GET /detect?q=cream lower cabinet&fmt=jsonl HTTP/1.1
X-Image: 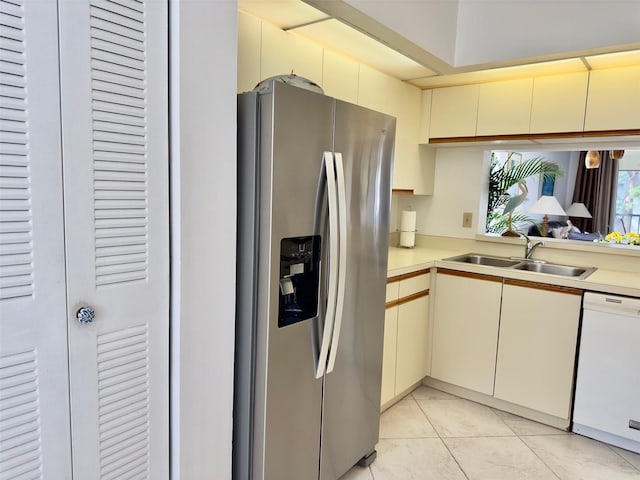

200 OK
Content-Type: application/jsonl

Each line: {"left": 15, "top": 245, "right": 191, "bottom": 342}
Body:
{"left": 381, "top": 305, "right": 399, "bottom": 406}
{"left": 382, "top": 269, "right": 430, "bottom": 406}
{"left": 431, "top": 270, "right": 583, "bottom": 423}
{"left": 431, "top": 269, "right": 503, "bottom": 395}
{"left": 494, "top": 280, "right": 582, "bottom": 419}
{"left": 396, "top": 294, "right": 431, "bottom": 392}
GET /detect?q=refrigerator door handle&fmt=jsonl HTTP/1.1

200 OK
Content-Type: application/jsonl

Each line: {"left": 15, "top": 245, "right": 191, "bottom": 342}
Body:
{"left": 326, "top": 152, "right": 348, "bottom": 374}
{"left": 315, "top": 151, "right": 339, "bottom": 379}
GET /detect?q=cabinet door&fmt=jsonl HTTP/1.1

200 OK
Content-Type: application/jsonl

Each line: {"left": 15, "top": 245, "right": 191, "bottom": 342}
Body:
{"left": 494, "top": 282, "right": 581, "bottom": 419}
{"left": 419, "top": 89, "right": 432, "bottom": 144}
{"left": 584, "top": 66, "right": 640, "bottom": 131}
{"left": 477, "top": 78, "right": 533, "bottom": 135}
{"left": 530, "top": 72, "right": 589, "bottom": 133}
{"left": 0, "top": 1, "right": 72, "bottom": 477}
{"left": 358, "top": 66, "right": 428, "bottom": 193}
{"left": 395, "top": 294, "right": 430, "bottom": 394}
{"left": 322, "top": 50, "right": 359, "bottom": 104}
{"left": 261, "top": 21, "right": 323, "bottom": 83}
{"left": 58, "top": 1, "right": 169, "bottom": 478}
{"left": 431, "top": 271, "right": 502, "bottom": 395}
{"left": 429, "top": 84, "right": 479, "bottom": 138}
{"left": 238, "top": 11, "right": 262, "bottom": 93}
{"left": 381, "top": 306, "right": 398, "bottom": 406}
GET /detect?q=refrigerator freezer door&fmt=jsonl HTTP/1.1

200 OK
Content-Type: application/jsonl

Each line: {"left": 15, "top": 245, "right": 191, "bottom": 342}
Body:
{"left": 320, "top": 101, "right": 396, "bottom": 480}
{"left": 254, "top": 83, "right": 334, "bottom": 480}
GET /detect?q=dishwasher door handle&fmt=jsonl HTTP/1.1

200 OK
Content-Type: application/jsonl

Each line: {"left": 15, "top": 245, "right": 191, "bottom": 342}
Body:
{"left": 630, "top": 420, "right": 640, "bottom": 431}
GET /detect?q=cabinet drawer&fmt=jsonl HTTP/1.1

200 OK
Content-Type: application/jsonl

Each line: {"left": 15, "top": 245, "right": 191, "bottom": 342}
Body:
{"left": 386, "top": 281, "right": 400, "bottom": 304}
{"left": 399, "top": 272, "right": 430, "bottom": 298}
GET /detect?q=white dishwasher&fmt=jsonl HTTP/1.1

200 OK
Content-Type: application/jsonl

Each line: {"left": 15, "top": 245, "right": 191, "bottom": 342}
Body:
{"left": 572, "top": 292, "right": 640, "bottom": 454}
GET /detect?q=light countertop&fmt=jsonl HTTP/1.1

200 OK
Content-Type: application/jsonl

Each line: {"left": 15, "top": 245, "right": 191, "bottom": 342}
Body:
{"left": 388, "top": 246, "right": 640, "bottom": 298}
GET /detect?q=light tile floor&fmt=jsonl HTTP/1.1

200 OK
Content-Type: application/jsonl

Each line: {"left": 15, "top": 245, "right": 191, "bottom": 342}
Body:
{"left": 339, "top": 386, "right": 640, "bottom": 480}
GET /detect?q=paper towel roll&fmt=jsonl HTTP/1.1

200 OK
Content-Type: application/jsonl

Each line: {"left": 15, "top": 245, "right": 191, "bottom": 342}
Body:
{"left": 399, "top": 210, "right": 416, "bottom": 248}
{"left": 399, "top": 231, "right": 415, "bottom": 248}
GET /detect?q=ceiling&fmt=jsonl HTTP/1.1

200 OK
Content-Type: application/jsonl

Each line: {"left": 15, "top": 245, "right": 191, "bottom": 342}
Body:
{"left": 238, "top": 0, "right": 640, "bottom": 88}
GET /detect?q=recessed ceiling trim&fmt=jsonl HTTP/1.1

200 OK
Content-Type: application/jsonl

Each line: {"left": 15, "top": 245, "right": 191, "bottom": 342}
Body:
{"left": 283, "top": 16, "right": 332, "bottom": 31}
{"left": 302, "top": 0, "right": 457, "bottom": 75}
{"left": 448, "top": 43, "right": 640, "bottom": 75}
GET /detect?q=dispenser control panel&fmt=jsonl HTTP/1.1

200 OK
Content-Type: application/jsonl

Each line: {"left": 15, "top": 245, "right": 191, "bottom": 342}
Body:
{"left": 278, "top": 236, "right": 321, "bottom": 328}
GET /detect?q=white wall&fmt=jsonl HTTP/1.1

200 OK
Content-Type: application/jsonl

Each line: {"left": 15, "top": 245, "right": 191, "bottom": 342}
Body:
{"left": 170, "top": 1, "right": 237, "bottom": 479}
{"left": 397, "top": 146, "right": 488, "bottom": 238}
{"left": 455, "top": 0, "right": 640, "bottom": 66}
{"left": 344, "top": 0, "right": 459, "bottom": 65}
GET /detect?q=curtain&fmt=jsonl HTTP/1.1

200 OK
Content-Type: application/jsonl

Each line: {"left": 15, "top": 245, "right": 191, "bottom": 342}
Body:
{"left": 572, "top": 151, "right": 618, "bottom": 234}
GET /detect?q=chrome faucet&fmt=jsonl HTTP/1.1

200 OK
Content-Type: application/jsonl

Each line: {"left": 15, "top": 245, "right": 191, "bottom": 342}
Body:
{"left": 519, "top": 233, "right": 544, "bottom": 259}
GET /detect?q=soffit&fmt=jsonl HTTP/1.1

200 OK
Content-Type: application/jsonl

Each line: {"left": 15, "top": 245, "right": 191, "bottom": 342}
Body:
{"left": 238, "top": 0, "right": 640, "bottom": 88}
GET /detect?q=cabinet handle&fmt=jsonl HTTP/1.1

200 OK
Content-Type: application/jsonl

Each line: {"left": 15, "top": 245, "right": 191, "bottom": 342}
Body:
{"left": 630, "top": 419, "right": 640, "bottom": 431}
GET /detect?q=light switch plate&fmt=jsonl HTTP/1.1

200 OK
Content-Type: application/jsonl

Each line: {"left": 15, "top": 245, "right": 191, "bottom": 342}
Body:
{"left": 462, "top": 212, "right": 473, "bottom": 228}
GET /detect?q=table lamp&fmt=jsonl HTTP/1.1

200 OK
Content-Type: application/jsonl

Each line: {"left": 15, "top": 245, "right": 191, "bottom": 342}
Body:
{"left": 529, "top": 195, "right": 567, "bottom": 236}
{"left": 565, "top": 202, "right": 592, "bottom": 219}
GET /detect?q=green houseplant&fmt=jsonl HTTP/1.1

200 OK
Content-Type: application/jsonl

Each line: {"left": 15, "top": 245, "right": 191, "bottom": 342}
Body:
{"left": 486, "top": 152, "right": 562, "bottom": 235}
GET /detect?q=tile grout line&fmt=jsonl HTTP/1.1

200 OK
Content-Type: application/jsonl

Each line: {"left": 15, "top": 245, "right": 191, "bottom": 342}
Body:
{"left": 606, "top": 444, "right": 640, "bottom": 472}
{"left": 415, "top": 389, "right": 566, "bottom": 480}
{"left": 407, "top": 387, "right": 640, "bottom": 479}
{"left": 492, "top": 405, "right": 563, "bottom": 479}
{"left": 514, "top": 434, "right": 563, "bottom": 479}
{"left": 492, "top": 406, "right": 561, "bottom": 479}
{"left": 411, "top": 393, "right": 472, "bottom": 480}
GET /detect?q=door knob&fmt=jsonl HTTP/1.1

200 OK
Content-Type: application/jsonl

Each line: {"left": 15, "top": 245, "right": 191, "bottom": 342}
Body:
{"left": 76, "top": 306, "right": 95, "bottom": 325}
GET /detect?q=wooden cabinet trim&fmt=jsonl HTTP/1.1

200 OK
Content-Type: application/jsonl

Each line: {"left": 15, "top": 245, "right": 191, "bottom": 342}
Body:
{"left": 504, "top": 278, "right": 583, "bottom": 296}
{"left": 392, "top": 189, "right": 414, "bottom": 195}
{"left": 437, "top": 268, "right": 502, "bottom": 283}
{"left": 388, "top": 268, "right": 431, "bottom": 283}
{"left": 386, "top": 289, "right": 429, "bottom": 308}
{"left": 428, "top": 129, "right": 640, "bottom": 144}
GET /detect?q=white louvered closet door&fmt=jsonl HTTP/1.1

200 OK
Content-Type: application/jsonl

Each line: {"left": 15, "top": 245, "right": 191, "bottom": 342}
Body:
{"left": 58, "top": 1, "right": 169, "bottom": 479}
{"left": 0, "top": 1, "right": 73, "bottom": 479}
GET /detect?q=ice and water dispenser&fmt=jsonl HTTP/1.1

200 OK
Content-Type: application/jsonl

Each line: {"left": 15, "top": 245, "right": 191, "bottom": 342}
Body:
{"left": 278, "top": 236, "right": 321, "bottom": 328}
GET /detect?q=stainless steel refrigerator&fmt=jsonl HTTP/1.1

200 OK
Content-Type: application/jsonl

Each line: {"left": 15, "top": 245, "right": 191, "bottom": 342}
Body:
{"left": 234, "top": 80, "right": 396, "bottom": 480}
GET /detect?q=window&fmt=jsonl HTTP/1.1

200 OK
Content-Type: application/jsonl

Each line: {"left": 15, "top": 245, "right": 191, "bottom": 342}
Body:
{"left": 614, "top": 152, "right": 640, "bottom": 234}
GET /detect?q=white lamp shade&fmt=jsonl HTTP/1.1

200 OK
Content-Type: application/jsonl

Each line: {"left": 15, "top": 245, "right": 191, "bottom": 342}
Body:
{"left": 529, "top": 195, "right": 567, "bottom": 216}
{"left": 565, "top": 202, "right": 592, "bottom": 218}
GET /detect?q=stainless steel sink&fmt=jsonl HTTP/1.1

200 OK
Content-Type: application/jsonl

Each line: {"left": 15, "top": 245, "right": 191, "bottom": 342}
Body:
{"left": 443, "top": 253, "right": 521, "bottom": 268}
{"left": 443, "top": 253, "right": 597, "bottom": 279}
{"left": 513, "top": 262, "right": 596, "bottom": 279}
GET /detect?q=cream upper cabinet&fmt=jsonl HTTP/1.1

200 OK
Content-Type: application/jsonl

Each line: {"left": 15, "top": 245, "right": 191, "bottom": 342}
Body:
{"left": 261, "top": 22, "right": 323, "bottom": 84}
{"left": 431, "top": 270, "right": 502, "bottom": 395}
{"left": 392, "top": 80, "right": 431, "bottom": 195}
{"left": 321, "top": 50, "right": 359, "bottom": 104}
{"left": 530, "top": 72, "right": 589, "bottom": 133}
{"left": 237, "top": 11, "right": 261, "bottom": 93}
{"left": 419, "top": 89, "right": 432, "bottom": 144}
{"left": 358, "top": 66, "right": 429, "bottom": 194}
{"left": 584, "top": 66, "right": 640, "bottom": 131}
{"left": 237, "top": 21, "right": 431, "bottom": 194}
{"left": 477, "top": 78, "right": 533, "bottom": 135}
{"left": 494, "top": 281, "right": 582, "bottom": 419}
{"left": 430, "top": 84, "right": 479, "bottom": 138}
{"left": 357, "top": 64, "right": 398, "bottom": 115}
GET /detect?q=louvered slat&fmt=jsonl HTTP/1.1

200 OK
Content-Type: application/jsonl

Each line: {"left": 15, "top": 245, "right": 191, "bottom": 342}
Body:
{"left": 97, "top": 324, "right": 149, "bottom": 479}
{"left": 0, "top": 349, "right": 43, "bottom": 479}
{"left": 0, "top": 0, "right": 33, "bottom": 303}
{"left": 90, "top": 0, "right": 148, "bottom": 289}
